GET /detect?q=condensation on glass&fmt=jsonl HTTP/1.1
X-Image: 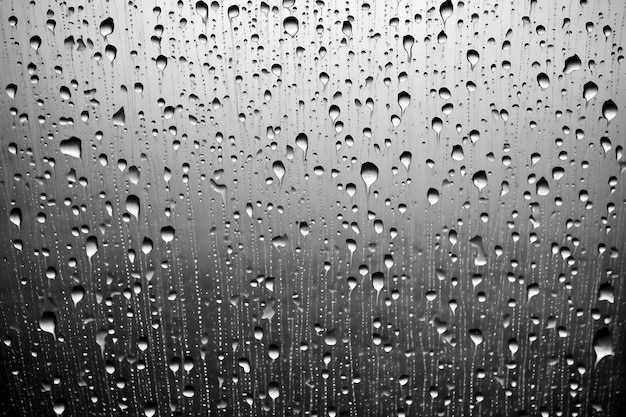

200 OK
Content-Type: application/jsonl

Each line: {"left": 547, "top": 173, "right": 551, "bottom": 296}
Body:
{"left": 0, "top": 0, "right": 625, "bottom": 416}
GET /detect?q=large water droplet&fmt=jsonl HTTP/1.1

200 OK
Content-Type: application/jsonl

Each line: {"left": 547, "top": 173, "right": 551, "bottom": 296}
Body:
{"left": 593, "top": 327, "right": 614, "bottom": 366}
{"left": 583, "top": 81, "right": 598, "bottom": 102}
{"left": 563, "top": 54, "right": 582, "bottom": 74}
{"left": 283, "top": 16, "right": 299, "bottom": 37}
{"left": 161, "top": 226, "right": 175, "bottom": 243}
{"left": 399, "top": 151, "right": 411, "bottom": 171}
{"left": 39, "top": 311, "right": 57, "bottom": 339}
{"left": 360, "top": 162, "right": 378, "bottom": 194}
{"left": 126, "top": 195, "right": 140, "bottom": 219}
{"left": 60, "top": 137, "right": 82, "bottom": 159}
{"left": 100, "top": 17, "right": 114, "bottom": 38}
{"left": 537, "top": 72, "right": 550, "bottom": 89}
{"left": 372, "top": 271, "right": 384, "bottom": 303}
{"left": 112, "top": 107, "right": 126, "bottom": 126}
{"left": 427, "top": 188, "right": 440, "bottom": 206}
{"left": 602, "top": 99, "right": 618, "bottom": 123}
{"left": 9, "top": 208, "right": 21, "bottom": 229}
{"left": 86, "top": 236, "right": 98, "bottom": 262}
{"left": 472, "top": 170, "right": 488, "bottom": 192}
{"left": 536, "top": 177, "right": 550, "bottom": 196}
{"left": 272, "top": 161, "right": 286, "bottom": 185}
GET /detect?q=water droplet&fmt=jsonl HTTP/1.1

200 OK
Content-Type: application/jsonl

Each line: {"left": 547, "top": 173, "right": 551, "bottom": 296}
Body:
{"left": 272, "top": 161, "right": 286, "bottom": 185}
{"left": 583, "top": 81, "right": 598, "bottom": 102}
{"left": 53, "top": 399, "right": 67, "bottom": 415}
{"left": 563, "top": 54, "right": 582, "bottom": 74}
{"left": 527, "top": 283, "right": 540, "bottom": 303}
{"left": 30, "top": 35, "right": 42, "bottom": 51}
{"left": 402, "top": 35, "right": 414, "bottom": 61}
{"left": 156, "top": 55, "right": 168, "bottom": 71}
{"left": 598, "top": 282, "right": 614, "bottom": 303}
{"left": 468, "top": 328, "right": 483, "bottom": 357}
{"left": 472, "top": 170, "right": 488, "bottom": 192}
{"left": 113, "top": 107, "right": 125, "bottom": 126}
{"left": 283, "top": 16, "right": 299, "bottom": 37}
{"left": 227, "top": 5, "right": 239, "bottom": 20}
{"left": 161, "top": 226, "right": 175, "bottom": 243}
{"left": 469, "top": 236, "right": 487, "bottom": 266}
{"left": 399, "top": 151, "right": 411, "bottom": 171}
{"left": 398, "top": 91, "right": 410, "bottom": 114}
{"left": 467, "top": 49, "right": 479, "bottom": 68}
{"left": 602, "top": 99, "right": 618, "bottom": 123}
{"left": 360, "top": 162, "right": 378, "bottom": 194}
{"left": 196, "top": 1, "right": 209, "bottom": 23}
{"left": 71, "top": 285, "right": 85, "bottom": 305}
{"left": 9, "top": 208, "right": 21, "bottom": 229}
{"left": 126, "top": 195, "right": 140, "bottom": 219}
{"left": 372, "top": 271, "right": 384, "bottom": 303}
{"left": 268, "top": 382, "right": 280, "bottom": 400}
{"left": 593, "top": 327, "right": 614, "bottom": 366}
{"left": 536, "top": 177, "right": 550, "bottom": 196}
{"left": 427, "top": 188, "right": 440, "bottom": 206}
{"left": 271, "top": 235, "right": 288, "bottom": 249}
{"left": 451, "top": 145, "right": 464, "bottom": 161}
{"left": 100, "top": 17, "right": 114, "bottom": 38}
{"left": 141, "top": 237, "right": 153, "bottom": 254}
{"left": 5, "top": 83, "right": 17, "bottom": 99}
{"left": 39, "top": 311, "right": 57, "bottom": 339}
{"left": 537, "top": 72, "right": 550, "bottom": 89}
{"left": 60, "top": 137, "right": 82, "bottom": 159}
{"left": 439, "top": 0, "right": 453, "bottom": 25}
{"left": 431, "top": 117, "right": 443, "bottom": 139}
{"left": 86, "top": 236, "right": 98, "bottom": 262}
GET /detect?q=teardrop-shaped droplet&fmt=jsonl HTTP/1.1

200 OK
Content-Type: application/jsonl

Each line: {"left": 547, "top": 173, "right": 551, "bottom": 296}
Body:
{"left": 272, "top": 161, "right": 286, "bottom": 185}
{"left": 196, "top": 1, "right": 209, "bottom": 23}
{"left": 295, "top": 133, "right": 308, "bottom": 159}
{"left": 86, "top": 236, "right": 98, "bottom": 261}
{"left": 472, "top": 170, "right": 488, "bottom": 191}
{"left": 398, "top": 91, "right": 410, "bottom": 113}
{"left": 583, "top": 81, "right": 598, "bottom": 102}
{"left": 372, "top": 271, "right": 384, "bottom": 303}
{"left": 39, "top": 311, "right": 57, "bottom": 339}
{"left": 399, "top": 151, "right": 411, "bottom": 171}
{"left": 427, "top": 188, "right": 440, "bottom": 206}
{"left": 227, "top": 5, "right": 239, "bottom": 20}
{"left": 141, "top": 237, "right": 153, "bottom": 254}
{"left": 593, "top": 327, "right": 614, "bottom": 366}
{"left": 283, "top": 16, "right": 299, "bottom": 37}
{"left": 467, "top": 49, "right": 479, "bottom": 68}
{"left": 602, "top": 99, "right": 618, "bottom": 123}
{"left": 360, "top": 162, "right": 378, "bottom": 194}
{"left": 402, "top": 35, "right": 414, "bottom": 61}
{"left": 71, "top": 285, "right": 85, "bottom": 305}
{"left": 9, "top": 208, "right": 21, "bottom": 229}
{"left": 100, "top": 17, "right": 114, "bottom": 38}
{"left": 439, "top": 0, "right": 453, "bottom": 25}
{"left": 126, "top": 195, "right": 140, "bottom": 219}
{"left": 156, "top": 55, "right": 168, "bottom": 71}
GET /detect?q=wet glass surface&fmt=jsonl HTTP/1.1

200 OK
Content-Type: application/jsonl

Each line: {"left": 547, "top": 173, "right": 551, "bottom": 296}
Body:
{"left": 0, "top": 0, "right": 625, "bottom": 416}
